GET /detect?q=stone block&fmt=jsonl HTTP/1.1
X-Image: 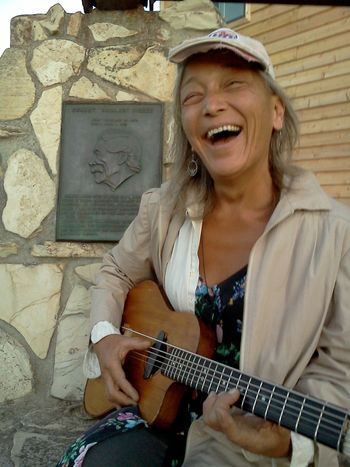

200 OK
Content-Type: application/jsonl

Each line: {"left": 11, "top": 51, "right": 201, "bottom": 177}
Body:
{"left": 0, "top": 329, "right": 33, "bottom": 403}
{"left": 3, "top": 149, "right": 55, "bottom": 238}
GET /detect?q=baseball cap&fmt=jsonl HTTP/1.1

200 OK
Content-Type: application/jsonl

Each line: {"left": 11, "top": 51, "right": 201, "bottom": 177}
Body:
{"left": 168, "top": 28, "right": 275, "bottom": 79}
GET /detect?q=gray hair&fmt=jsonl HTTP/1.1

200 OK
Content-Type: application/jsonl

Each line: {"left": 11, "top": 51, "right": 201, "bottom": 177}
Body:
{"left": 168, "top": 58, "right": 299, "bottom": 214}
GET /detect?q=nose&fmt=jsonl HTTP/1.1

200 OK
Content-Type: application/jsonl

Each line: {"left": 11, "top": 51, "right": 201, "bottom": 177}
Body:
{"left": 203, "top": 91, "right": 228, "bottom": 116}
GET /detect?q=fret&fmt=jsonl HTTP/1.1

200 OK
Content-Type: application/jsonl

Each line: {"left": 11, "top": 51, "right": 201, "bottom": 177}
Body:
{"left": 238, "top": 375, "right": 270, "bottom": 415}
{"left": 216, "top": 367, "right": 224, "bottom": 393}
{"left": 243, "top": 380, "right": 273, "bottom": 419}
{"left": 295, "top": 397, "right": 306, "bottom": 433}
{"left": 160, "top": 344, "right": 348, "bottom": 454}
{"left": 221, "top": 366, "right": 235, "bottom": 392}
{"left": 265, "top": 387, "right": 299, "bottom": 429}
{"left": 280, "top": 391, "right": 305, "bottom": 431}
{"left": 285, "top": 395, "right": 342, "bottom": 451}
{"left": 240, "top": 376, "right": 252, "bottom": 410}
{"left": 182, "top": 351, "right": 194, "bottom": 386}
{"left": 314, "top": 403, "right": 326, "bottom": 441}
{"left": 192, "top": 354, "right": 201, "bottom": 388}
{"left": 313, "top": 403, "right": 348, "bottom": 452}
{"left": 252, "top": 381, "right": 264, "bottom": 415}
{"left": 278, "top": 391, "right": 290, "bottom": 426}
{"left": 212, "top": 361, "right": 226, "bottom": 393}
{"left": 190, "top": 354, "right": 201, "bottom": 389}
{"left": 172, "top": 348, "right": 183, "bottom": 381}
{"left": 264, "top": 385, "right": 276, "bottom": 421}
{"left": 267, "top": 386, "right": 287, "bottom": 425}
{"left": 296, "top": 397, "right": 321, "bottom": 441}
{"left": 249, "top": 381, "right": 272, "bottom": 420}
{"left": 224, "top": 368, "right": 234, "bottom": 392}
{"left": 236, "top": 372, "right": 242, "bottom": 391}
{"left": 197, "top": 359, "right": 207, "bottom": 392}
{"left": 162, "top": 347, "right": 172, "bottom": 377}
{"left": 206, "top": 360, "right": 217, "bottom": 393}
{"left": 199, "top": 358, "right": 211, "bottom": 392}
{"left": 163, "top": 348, "right": 176, "bottom": 379}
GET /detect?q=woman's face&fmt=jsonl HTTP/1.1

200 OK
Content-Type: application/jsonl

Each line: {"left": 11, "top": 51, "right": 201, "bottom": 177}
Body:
{"left": 180, "top": 52, "right": 284, "bottom": 184}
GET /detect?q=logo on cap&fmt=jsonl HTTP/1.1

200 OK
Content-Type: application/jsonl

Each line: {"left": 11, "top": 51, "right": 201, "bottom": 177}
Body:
{"left": 208, "top": 29, "right": 239, "bottom": 40}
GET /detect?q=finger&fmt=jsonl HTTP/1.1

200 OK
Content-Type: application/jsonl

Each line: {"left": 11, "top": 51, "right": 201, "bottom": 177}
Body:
{"left": 227, "top": 388, "right": 240, "bottom": 405}
{"left": 115, "top": 373, "right": 139, "bottom": 403}
{"left": 203, "top": 401, "right": 236, "bottom": 433}
{"left": 203, "top": 391, "right": 218, "bottom": 410}
{"left": 104, "top": 370, "right": 139, "bottom": 406}
{"left": 108, "top": 358, "right": 140, "bottom": 403}
{"left": 203, "top": 390, "right": 241, "bottom": 432}
{"left": 204, "top": 389, "right": 240, "bottom": 411}
{"left": 119, "top": 337, "right": 152, "bottom": 364}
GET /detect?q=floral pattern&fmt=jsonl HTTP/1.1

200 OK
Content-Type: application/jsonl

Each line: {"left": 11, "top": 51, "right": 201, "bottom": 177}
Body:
{"left": 56, "top": 407, "right": 146, "bottom": 467}
{"left": 195, "top": 265, "right": 246, "bottom": 368}
{"left": 167, "top": 265, "right": 247, "bottom": 465}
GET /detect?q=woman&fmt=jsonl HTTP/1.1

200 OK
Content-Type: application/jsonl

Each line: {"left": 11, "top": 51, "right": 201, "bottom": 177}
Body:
{"left": 57, "top": 28, "right": 350, "bottom": 467}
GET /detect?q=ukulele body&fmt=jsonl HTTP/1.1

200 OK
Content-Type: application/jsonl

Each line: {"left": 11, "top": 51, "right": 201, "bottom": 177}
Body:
{"left": 84, "top": 281, "right": 215, "bottom": 428}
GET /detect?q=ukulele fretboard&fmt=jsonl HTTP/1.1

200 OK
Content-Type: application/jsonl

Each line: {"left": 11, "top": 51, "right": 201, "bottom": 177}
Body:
{"left": 162, "top": 346, "right": 350, "bottom": 454}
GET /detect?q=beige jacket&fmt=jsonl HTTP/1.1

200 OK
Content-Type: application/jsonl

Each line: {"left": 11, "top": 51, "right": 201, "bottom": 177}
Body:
{"left": 91, "top": 168, "right": 350, "bottom": 466}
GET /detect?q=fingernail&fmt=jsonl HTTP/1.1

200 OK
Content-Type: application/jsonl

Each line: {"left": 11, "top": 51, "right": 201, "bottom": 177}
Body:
{"left": 228, "top": 388, "right": 240, "bottom": 396}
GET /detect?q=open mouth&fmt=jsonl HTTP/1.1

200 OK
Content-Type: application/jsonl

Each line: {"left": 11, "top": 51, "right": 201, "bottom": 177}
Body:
{"left": 206, "top": 125, "right": 242, "bottom": 144}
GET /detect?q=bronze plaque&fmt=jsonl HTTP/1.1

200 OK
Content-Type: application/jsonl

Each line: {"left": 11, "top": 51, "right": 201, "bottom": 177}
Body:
{"left": 56, "top": 102, "right": 163, "bottom": 242}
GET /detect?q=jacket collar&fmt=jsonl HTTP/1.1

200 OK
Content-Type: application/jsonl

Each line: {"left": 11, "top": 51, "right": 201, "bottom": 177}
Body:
{"left": 267, "top": 167, "right": 331, "bottom": 231}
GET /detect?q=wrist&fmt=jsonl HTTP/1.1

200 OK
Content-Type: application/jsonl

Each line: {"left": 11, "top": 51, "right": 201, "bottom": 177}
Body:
{"left": 90, "top": 320, "right": 120, "bottom": 344}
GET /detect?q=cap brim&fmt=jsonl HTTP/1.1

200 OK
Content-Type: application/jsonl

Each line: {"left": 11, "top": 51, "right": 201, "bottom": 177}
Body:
{"left": 169, "top": 40, "right": 263, "bottom": 68}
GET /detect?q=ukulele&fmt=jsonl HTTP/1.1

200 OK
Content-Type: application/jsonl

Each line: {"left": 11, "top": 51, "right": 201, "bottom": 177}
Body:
{"left": 84, "top": 281, "right": 350, "bottom": 458}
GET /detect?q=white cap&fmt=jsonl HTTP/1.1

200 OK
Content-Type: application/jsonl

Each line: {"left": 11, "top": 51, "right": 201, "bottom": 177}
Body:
{"left": 168, "top": 28, "right": 275, "bottom": 79}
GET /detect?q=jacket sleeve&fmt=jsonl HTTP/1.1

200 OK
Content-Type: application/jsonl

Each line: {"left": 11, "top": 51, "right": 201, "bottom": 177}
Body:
{"left": 294, "top": 247, "right": 350, "bottom": 464}
{"left": 89, "top": 189, "right": 159, "bottom": 331}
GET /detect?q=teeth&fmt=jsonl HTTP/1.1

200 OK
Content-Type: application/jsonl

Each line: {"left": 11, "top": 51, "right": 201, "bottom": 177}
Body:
{"left": 207, "top": 125, "right": 241, "bottom": 139}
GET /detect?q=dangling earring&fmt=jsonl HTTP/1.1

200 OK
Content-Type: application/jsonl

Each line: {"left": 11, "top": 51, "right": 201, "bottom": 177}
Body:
{"left": 187, "top": 150, "right": 198, "bottom": 177}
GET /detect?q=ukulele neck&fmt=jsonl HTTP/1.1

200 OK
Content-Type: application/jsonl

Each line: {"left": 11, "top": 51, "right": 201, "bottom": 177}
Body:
{"left": 162, "top": 346, "right": 350, "bottom": 456}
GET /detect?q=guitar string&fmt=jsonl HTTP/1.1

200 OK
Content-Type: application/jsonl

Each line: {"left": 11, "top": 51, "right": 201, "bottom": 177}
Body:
{"left": 123, "top": 326, "right": 349, "bottom": 429}
{"left": 129, "top": 348, "right": 347, "bottom": 440}
{"left": 124, "top": 326, "right": 349, "bottom": 431}
{"left": 129, "top": 340, "right": 350, "bottom": 464}
{"left": 129, "top": 349, "right": 350, "bottom": 456}
{"left": 121, "top": 328, "right": 349, "bottom": 439}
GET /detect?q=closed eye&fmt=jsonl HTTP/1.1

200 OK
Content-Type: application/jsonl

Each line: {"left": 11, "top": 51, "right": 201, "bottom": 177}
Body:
{"left": 225, "top": 79, "right": 243, "bottom": 89}
{"left": 181, "top": 93, "right": 203, "bottom": 105}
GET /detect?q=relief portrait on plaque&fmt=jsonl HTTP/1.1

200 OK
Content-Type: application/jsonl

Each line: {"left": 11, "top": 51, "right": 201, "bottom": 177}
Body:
{"left": 56, "top": 103, "right": 163, "bottom": 242}
{"left": 89, "top": 129, "right": 142, "bottom": 191}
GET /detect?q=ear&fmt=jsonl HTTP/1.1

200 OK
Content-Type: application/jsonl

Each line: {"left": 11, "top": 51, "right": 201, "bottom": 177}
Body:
{"left": 272, "top": 96, "right": 285, "bottom": 131}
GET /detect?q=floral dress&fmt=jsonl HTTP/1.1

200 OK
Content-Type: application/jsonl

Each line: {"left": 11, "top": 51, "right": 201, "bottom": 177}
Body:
{"left": 56, "top": 266, "right": 247, "bottom": 467}
{"left": 166, "top": 265, "right": 247, "bottom": 466}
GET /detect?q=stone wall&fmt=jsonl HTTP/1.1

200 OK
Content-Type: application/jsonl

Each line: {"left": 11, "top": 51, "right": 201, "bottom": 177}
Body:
{"left": 0, "top": 1, "right": 222, "bottom": 404}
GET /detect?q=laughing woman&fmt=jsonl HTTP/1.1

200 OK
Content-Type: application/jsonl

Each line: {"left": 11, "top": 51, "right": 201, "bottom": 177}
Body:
{"left": 57, "top": 29, "right": 350, "bottom": 467}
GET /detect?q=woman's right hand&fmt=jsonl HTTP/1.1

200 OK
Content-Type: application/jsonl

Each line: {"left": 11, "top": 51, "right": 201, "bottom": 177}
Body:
{"left": 93, "top": 334, "right": 151, "bottom": 407}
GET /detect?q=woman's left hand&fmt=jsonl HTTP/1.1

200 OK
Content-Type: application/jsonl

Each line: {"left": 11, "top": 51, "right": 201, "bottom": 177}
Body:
{"left": 202, "top": 389, "right": 291, "bottom": 458}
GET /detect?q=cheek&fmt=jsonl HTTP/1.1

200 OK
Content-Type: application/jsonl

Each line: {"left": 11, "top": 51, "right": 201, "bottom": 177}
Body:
{"left": 181, "top": 112, "right": 196, "bottom": 145}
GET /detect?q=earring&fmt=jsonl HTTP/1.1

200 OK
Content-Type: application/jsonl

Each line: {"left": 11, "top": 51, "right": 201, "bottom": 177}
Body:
{"left": 187, "top": 150, "right": 198, "bottom": 177}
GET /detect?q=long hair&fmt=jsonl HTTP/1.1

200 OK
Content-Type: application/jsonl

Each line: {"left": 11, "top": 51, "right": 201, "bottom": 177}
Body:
{"left": 167, "top": 56, "right": 299, "bottom": 215}
{"left": 261, "top": 71, "right": 299, "bottom": 191}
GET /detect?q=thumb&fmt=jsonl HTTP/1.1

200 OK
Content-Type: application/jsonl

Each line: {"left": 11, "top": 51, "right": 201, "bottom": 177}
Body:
{"left": 133, "top": 337, "right": 152, "bottom": 349}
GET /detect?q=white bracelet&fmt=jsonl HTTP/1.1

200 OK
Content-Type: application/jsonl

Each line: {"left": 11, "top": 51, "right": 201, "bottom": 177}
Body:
{"left": 90, "top": 320, "right": 121, "bottom": 344}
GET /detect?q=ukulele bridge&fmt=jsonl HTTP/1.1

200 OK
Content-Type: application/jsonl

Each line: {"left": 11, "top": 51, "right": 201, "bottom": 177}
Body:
{"left": 144, "top": 331, "right": 167, "bottom": 379}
